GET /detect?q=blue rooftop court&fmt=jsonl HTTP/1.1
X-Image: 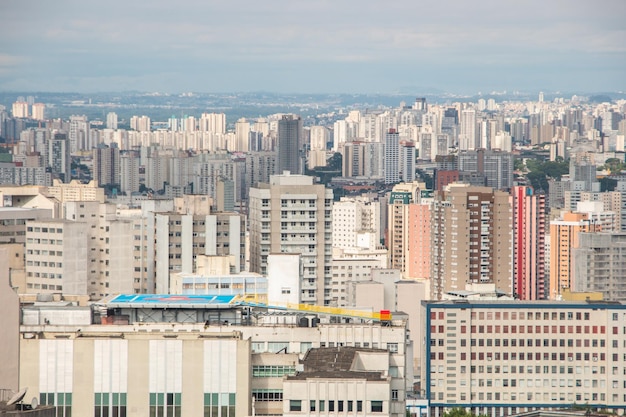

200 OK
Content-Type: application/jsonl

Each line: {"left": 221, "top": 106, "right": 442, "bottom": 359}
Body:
{"left": 107, "top": 294, "right": 238, "bottom": 305}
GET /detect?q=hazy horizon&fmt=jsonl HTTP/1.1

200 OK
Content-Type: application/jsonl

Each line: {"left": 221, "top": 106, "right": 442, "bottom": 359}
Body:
{"left": 1, "top": 0, "right": 625, "bottom": 95}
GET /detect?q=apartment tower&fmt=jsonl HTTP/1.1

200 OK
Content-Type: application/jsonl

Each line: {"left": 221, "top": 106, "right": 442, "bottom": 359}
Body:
{"left": 431, "top": 183, "right": 512, "bottom": 299}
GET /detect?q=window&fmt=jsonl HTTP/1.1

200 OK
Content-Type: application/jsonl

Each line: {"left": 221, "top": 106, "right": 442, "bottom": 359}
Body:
{"left": 392, "top": 390, "right": 399, "bottom": 400}
{"left": 357, "top": 401, "right": 363, "bottom": 412}
{"left": 329, "top": 401, "right": 335, "bottom": 412}
{"left": 388, "top": 343, "right": 398, "bottom": 353}
{"left": 310, "top": 400, "right": 316, "bottom": 411}
{"left": 371, "top": 401, "right": 383, "bottom": 413}
{"left": 289, "top": 400, "right": 302, "bottom": 412}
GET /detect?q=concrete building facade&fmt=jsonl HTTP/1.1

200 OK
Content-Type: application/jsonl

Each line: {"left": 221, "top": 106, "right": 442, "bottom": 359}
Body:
{"left": 431, "top": 184, "right": 512, "bottom": 300}
{"left": 249, "top": 173, "right": 333, "bottom": 305}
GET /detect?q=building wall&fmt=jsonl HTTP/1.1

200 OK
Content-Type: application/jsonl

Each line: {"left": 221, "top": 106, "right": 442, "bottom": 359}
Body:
{"left": 549, "top": 212, "right": 598, "bottom": 299}
{"left": 424, "top": 301, "right": 626, "bottom": 416}
{"left": 511, "top": 186, "right": 547, "bottom": 300}
{"left": 431, "top": 184, "right": 512, "bottom": 299}
{"left": 573, "top": 232, "right": 626, "bottom": 301}
{"left": 0, "top": 245, "right": 20, "bottom": 391}
{"left": 20, "top": 321, "right": 406, "bottom": 417}
{"left": 249, "top": 173, "right": 333, "bottom": 305}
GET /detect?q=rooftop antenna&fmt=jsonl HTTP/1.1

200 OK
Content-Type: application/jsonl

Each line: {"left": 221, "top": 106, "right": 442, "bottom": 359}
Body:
{"left": 6, "top": 387, "right": 27, "bottom": 410}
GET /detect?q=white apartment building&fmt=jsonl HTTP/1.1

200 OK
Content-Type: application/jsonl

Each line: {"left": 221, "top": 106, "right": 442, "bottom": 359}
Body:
{"left": 25, "top": 219, "right": 88, "bottom": 295}
{"left": 332, "top": 196, "right": 380, "bottom": 250}
{"left": 249, "top": 172, "right": 333, "bottom": 305}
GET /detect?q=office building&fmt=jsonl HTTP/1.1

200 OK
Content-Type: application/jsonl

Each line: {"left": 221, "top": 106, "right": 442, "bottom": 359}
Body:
{"left": 249, "top": 172, "right": 333, "bottom": 305}
{"left": 16, "top": 295, "right": 409, "bottom": 417}
{"left": 424, "top": 300, "right": 626, "bottom": 416}
{"left": 431, "top": 183, "right": 512, "bottom": 299}
{"left": 510, "top": 186, "right": 547, "bottom": 300}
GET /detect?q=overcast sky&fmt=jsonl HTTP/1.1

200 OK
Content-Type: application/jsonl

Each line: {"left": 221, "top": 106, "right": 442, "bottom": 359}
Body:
{"left": 0, "top": 0, "right": 624, "bottom": 94}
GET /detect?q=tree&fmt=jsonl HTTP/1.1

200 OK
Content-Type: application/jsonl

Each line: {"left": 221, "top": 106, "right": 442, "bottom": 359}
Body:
{"left": 601, "top": 158, "right": 626, "bottom": 175}
{"left": 600, "top": 177, "right": 618, "bottom": 192}
{"left": 443, "top": 407, "right": 487, "bottom": 417}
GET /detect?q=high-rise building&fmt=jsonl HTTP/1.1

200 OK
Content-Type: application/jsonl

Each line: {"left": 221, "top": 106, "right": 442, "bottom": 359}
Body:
{"left": 234, "top": 118, "right": 250, "bottom": 152}
{"left": 244, "top": 151, "right": 277, "bottom": 201}
{"left": 249, "top": 172, "right": 333, "bottom": 305}
{"left": 387, "top": 182, "right": 431, "bottom": 279}
{"left": 341, "top": 141, "right": 383, "bottom": 180}
{"left": 130, "top": 115, "right": 151, "bottom": 132}
{"left": 549, "top": 211, "right": 599, "bottom": 299}
{"left": 573, "top": 232, "right": 626, "bottom": 300}
{"left": 399, "top": 141, "right": 416, "bottom": 183}
{"left": 24, "top": 219, "right": 89, "bottom": 295}
{"left": 458, "top": 149, "right": 514, "bottom": 191}
{"left": 93, "top": 144, "right": 120, "bottom": 187}
{"left": 431, "top": 183, "right": 512, "bottom": 299}
{"left": 199, "top": 112, "right": 226, "bottom": 134}
{"left": 384, "top": 129, "right": 400, "bottom": 185}
{"left": 308, "top": 126, "right": 329, "bottom": 170}
{"left": 31, "top": 103, "right": 45, "bottom": 121}
{"left": 510, "top": 186, "right": 547, "bottom": 300}
{"left": 106, "top": 112, "right": 118, "bottom": 130}
{"left": 459, "top": 109, "right": 477, "bottom": 150}
{"left": 120, "top": 153, "right": 140, "bottom": 194}
{"left": 69, "top": 115, "right": 89, "bottom": 152}
{"left": 332, "top": 196, "right": 380, "bottom": 250}
{"left": 277, "top": 115, "right": 303, "bottom": 175}
{"left": 48, "top": 132, "right": 71, "bottom": 182}
{"left": 11, "top": 101, "right": 28, "bottom": 118}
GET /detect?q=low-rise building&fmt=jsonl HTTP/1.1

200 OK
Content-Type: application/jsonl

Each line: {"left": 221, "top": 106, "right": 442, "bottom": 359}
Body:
{"left": 423, "top": 300, "right": 626, "bottom": 416}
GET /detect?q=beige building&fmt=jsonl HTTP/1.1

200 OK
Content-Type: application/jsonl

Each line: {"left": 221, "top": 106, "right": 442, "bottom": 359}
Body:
{"left": 17, "top": 297, "right": 409, "bottom": 417}
{"left": 424, "top": 300, "right": 626, "bottom": 416}
{"left": 283, "top": 347, "right": 404, "bottom": 417}
{"left": 25, "top": 219, "right": 88, "bottom": 295}
{"left": 0, "top": 207, "right": 52, "bottom": 244}
{"left": 48, "top": 179, "right": 105, "bottom": 206}
{"left": 549, "top": 211, "right": 599, "bottom": 299}
{"left": 249, "top": 172, "right": 333, "bottom": 305}
{"left": 387, "top": 182, "right": 427, "bottom": 278}
{"left": 0, "top": 184, "right": 61, "bottom": 218}
{"left": 431, "top": 183, "right": 512, "bottom": 299}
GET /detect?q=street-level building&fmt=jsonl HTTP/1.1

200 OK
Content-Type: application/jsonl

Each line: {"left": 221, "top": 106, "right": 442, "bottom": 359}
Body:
{"left": 423, "top": 300, "right": 626, "bottom": 417}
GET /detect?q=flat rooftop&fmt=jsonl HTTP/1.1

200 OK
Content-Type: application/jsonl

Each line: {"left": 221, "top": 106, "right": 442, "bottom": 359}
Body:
{"left": 103, "top": 294, "right": 238, "bottom": 308}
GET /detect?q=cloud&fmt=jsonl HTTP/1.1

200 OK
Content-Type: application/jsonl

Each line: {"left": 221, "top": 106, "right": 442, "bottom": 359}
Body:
{"left": 0, "top": 0, "right": 624, "bottom": 93}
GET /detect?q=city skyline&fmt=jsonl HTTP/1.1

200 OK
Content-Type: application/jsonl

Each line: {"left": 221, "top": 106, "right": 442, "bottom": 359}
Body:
{"left": 1, "top": 0, "right": 625, "bottom": 94}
